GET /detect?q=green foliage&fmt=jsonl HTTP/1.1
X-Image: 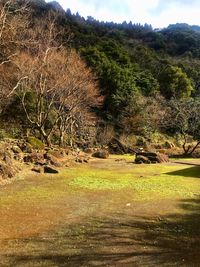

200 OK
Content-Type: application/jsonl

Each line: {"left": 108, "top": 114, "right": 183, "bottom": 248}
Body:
{"left": 158, "top": 65, "right": 193, "bottom": 99}
{"left": 27, "top": 136, "right": 45, "bottom": 150}
{"left": 135, "top": 70, "right": 159, "bottom": 96}
{"left": 3, "top": 1, "right": 200, "bottom": 142}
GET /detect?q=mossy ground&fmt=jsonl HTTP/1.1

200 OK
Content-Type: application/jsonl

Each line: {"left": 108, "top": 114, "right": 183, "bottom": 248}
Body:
{"left": 0, "top": 155, "right": 200, "bottom": 266}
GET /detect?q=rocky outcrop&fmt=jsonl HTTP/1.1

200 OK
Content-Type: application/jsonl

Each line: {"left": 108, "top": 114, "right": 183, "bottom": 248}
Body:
{"left": 44, "top": 165, "right": 59, "bottom": 174}
{"left": 135, "top": 152, "right": 169, "bottom": 164}
{"left": 24, "top": 153, "right": 45, "bottom": 165}
{"left": 135, "top": 155, "right": 151, "bottom": 164}
{"left": 92, "top": 150, "right": 109, "bottom": 159}
{"left": 108, "top": 137, "right": 139, "bottom": 154}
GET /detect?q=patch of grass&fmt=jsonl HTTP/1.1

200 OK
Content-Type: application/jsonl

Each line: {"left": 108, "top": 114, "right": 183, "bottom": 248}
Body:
{"left": 27, "top": 136, "right": 45, "bottom": 149}
{"left": 68, "top": 164, "right": 200, "bottom": 200}
{"left": 109, "top": 154, "right": 134, "bottom": 161}
{"left": 1, "top": 160, "right": 200, "bottom": 207}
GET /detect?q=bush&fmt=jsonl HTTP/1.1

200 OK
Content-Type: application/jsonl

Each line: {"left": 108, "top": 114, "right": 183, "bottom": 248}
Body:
{"left": 27, "top": 136, "right": 45, "bottom": 150}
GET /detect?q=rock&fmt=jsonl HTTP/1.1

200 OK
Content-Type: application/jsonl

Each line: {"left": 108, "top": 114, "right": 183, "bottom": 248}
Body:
{"left": 24, "top": 153, "right": 44, "bottom": 164}
{"left": 14, "top": 153, "right": 24, "bottom": 162}
{"left": 44, "top": 153, "right": 62, "bottom": 167}
{"left": 44, "top": 166, "right": 59, "bottom": 174}
{"left": 35, "top": 159, "right": 46, "bottom": 166}
{"left": 0, "top": 163, "right": 17, "bottom": 179}
{"left": 76, "top": 158, "right": 84, "bottom": 163}
{"left": 76, "top": 157, "right": 90, "bottom": 163}
{"left": 135, "top": 151, "right": 169, "bottom": 164}
{"left": 12, "top": 145, "right": 22, "bottom": 154}
{"left": 32, "top": 166, "right": 43, "bottom": 173}
{"left": 22, "top": 143, "right": 33, "bottom": 153}
{"left": 108, "top": 137, "right": 138, "bottom": 155}
{"left": 47, "top": 150, "right": 65, "bottom": 159}
{"left": 135, "top": 155, "right": 151, "bottom": 164}
{"left": 84, "top": 148, "right": 94, "bottom": 154}
{"left": 92, "top": 150, "right": 109, "bottom": 159}
{"left": 3, "top": 151, "right": 13, "bottom": 165}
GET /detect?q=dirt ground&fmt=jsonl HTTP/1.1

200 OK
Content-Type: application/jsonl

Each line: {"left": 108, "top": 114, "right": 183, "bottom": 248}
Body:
{"left": 0, "top": 156, "right": 200, "bottom": 267}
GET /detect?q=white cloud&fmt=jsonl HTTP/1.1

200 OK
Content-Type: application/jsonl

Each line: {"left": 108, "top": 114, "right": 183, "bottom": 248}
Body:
{"left": 46, "top": 0, "right": 200, "bottom": 28}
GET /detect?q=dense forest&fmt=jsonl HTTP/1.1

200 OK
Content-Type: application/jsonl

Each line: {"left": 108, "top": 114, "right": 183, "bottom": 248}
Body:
{"left": 1, "top": 0, "right": 200, "bottom": 154}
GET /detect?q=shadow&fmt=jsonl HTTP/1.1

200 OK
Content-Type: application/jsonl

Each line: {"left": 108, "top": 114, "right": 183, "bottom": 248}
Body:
{"left": 1, "top": 198, "right": 200, "bottom": 266}
{"left": 172, "top": 161, "right": 200, "bottom": 166}
{"left": 166, "top": 166, "right": 200, "bottom": 178}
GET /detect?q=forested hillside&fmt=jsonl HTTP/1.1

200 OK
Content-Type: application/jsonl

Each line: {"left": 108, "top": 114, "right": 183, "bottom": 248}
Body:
{"left": 1, "top": 0, "right": 200, "bottom": 153}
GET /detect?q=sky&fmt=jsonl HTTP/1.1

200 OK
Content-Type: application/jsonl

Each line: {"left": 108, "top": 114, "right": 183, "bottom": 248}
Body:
{"left": 47, "top": 0, "right": 200, "bottom": 28}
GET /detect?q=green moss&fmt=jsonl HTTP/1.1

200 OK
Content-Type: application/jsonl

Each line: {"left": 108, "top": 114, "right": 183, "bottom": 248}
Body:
{"left": 27, "top": 136, "right": 45, "bottom": 149}
{"left": 110, "top": 154, "right": 134, "bottom": 161}
{"left": 68, "top": 164, "right": 200, "bottom": 200}
{"left": 1, "top": 159, "right": 200, "bottom": 208}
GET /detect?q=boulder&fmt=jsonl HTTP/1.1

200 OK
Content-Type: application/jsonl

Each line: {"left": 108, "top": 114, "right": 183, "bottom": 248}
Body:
{"left": 0, "top": 162, "right": 17, "bottom": 179}
{"left": 24, "top": 153, "right": 44, "bottom": 164}
{"left": 108, "top": 137, "right": 138, "bottom": 154}
{"left": 135, "top": 151, "right": 169, "bottom": 164}
{"left": 44, "top": 153, "right": 62, "bottom": 167}
{"left": 12, "top": 145, "right": 22, "bottom": 154}
{"left": 32, "top": 166, "right": 43, "bottom": 173}
{"left": 21, "top": 143, "right": 33, "bottom": 153}
{"left": 92, "top": 150, "right": 109, "bottom": 159}
{"left": 135, "top": 155, "right": 151, "bottom": 164}
{"left": 84, "top": 148, "right": 94, "bottom": 154}
{"left": 44, "top": 165, "right": 59, "bottom": 174}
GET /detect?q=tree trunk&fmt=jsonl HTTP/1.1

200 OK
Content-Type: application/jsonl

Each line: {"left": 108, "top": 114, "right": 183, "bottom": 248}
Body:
{"left": 38, "top": 126, "right": 52, "bottom": 147}
{"left": 188, "top": 141, "right": 200, "bottom": 155}
{"left": 59, "top": 131, "right": 65, "bottom": 147}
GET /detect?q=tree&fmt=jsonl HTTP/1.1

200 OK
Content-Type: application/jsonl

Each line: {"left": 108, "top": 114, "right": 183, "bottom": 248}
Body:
{"left": 13, "top": 47, "right": 99, "bottom": 146}
{"left": 158, "top": 65, "right": 193, "bottom": 99}
{"left": 54, "top": 51, "right": 100, "bottom": 147}
{"left": 0, "top": 0, "right": 29, "bottom": 108}
{"left": 0, "top": 0, "right": 29, "bottom": 65}
{"left": 120, "top": 93, "right": 169, "bottom": 136}
{"left": 168, "top": 98, "right": 200, "bottom": 155}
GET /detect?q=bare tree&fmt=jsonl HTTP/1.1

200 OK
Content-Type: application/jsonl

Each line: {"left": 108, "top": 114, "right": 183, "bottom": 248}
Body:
{"left": 169, "top": 98, "right": 200, "bottom": 155}
{"left": 0, "top": 4, "right": 100, "bottom": 146}
{"left": 0, "top": 0, "right": 29, "bottom": 65}
{"left": 0, "top": 0, "right": 30, "bottom": 111}
{"left": 13, "top": 45, "right": 100, "bottom": 146}
{"left": 54, "top": 51, "right": 100, "bottom": 147}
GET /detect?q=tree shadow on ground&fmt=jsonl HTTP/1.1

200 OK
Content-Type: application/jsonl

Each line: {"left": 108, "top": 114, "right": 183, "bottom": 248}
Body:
{"left": 172, "top": 161, "right": 200, "bottom": 167}
{"left": 1, "top": 198, "right": 200, "bottom": 267}
{"left": 166, "top": 166, "right": 200, "bottom": 178}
